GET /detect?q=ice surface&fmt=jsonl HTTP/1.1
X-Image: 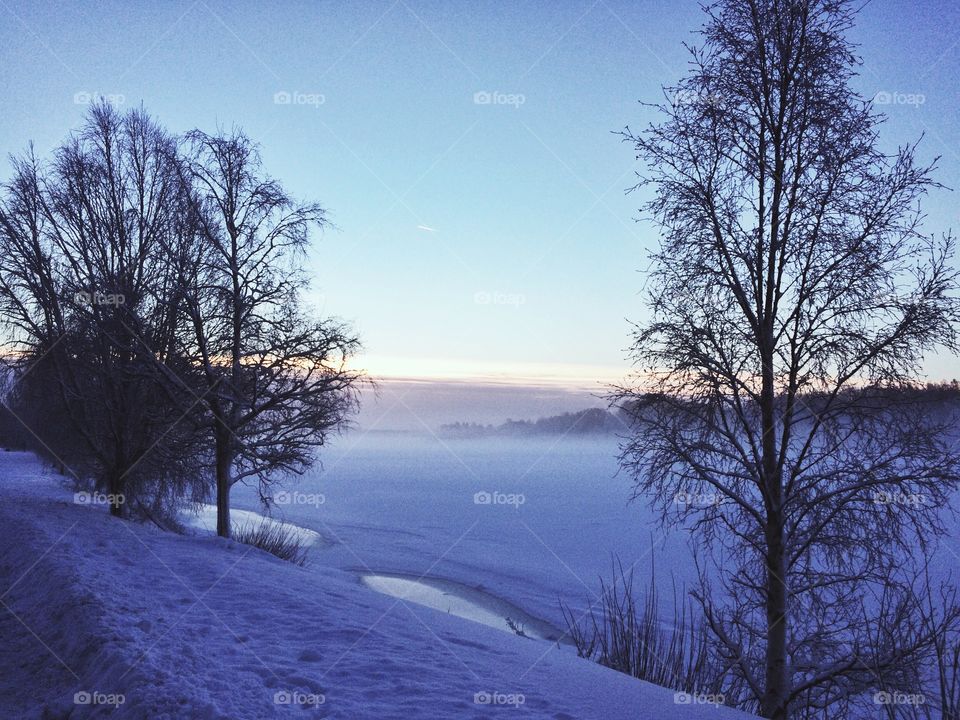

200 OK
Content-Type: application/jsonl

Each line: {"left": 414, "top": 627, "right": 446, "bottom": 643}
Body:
{"left": 360, "top": 572, "right": 565, "bottom": 641}
{"left": 229, "top": 432, "right": 698, "bottom": 630}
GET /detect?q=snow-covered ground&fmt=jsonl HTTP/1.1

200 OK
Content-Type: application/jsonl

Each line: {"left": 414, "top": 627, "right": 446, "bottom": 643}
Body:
{"left": 0, "top": 442, "right": 756, "bottom": 718}
{"left": 183, "top": 504, "right": 325, "bottom": 548}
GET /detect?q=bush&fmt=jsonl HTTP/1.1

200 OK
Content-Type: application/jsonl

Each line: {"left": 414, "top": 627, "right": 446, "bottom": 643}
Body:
{"left": 561, "top": 558, "right": 746, "bottom": 707}
{"left": 234, "top": 519, "right": 309, "bottom": 566}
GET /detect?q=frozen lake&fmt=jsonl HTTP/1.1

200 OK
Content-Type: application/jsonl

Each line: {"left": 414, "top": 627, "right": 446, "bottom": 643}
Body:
{"left": 225, "top": 431, "right": 696, "bottom": 635}
{"left": 215, "top": 427, "right": 960, "bottom": 640}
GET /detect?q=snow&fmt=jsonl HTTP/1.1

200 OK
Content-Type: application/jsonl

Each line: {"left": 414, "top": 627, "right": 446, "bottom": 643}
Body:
{"left": 183, "top": 503, "right": 324, "bottom": 547}
{"left": 359, "top": 572, "right": 565, "bottom": 641}
{"left": 0, "top": 446, "right": 757, "bottom": 718}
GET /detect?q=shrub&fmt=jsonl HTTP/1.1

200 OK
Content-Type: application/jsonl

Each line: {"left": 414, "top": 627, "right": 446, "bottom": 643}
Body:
{"left": 561, "top": 558, "right": 746, "bottom": 707}
{"left": 234, "top": 519, "right": 309, "bottom": 566}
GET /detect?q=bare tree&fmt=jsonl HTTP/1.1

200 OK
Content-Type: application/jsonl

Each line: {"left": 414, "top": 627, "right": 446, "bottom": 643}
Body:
{"left": 175, "top": 129, "right": 363, "bottom": 538}
{"left": 0, "top": 103, "right": 208, "bottom": 517}
{"left": 616, "top": 1, "right": 960, "bottom": 717}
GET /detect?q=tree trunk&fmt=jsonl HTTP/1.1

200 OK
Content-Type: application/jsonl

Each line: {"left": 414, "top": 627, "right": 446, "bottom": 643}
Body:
{"left": 106, "top": 450, "right": 129, "bottom": 517}
{"left": 761, "top": 519, "right": 789, "bottom": 719}
{"left": 759, "top": 320, "right": 789, "bottom": 719}
{"left": 107, "top": 467, "right": 124, "bottom": 518}
{"left": 215, "top": 429, "right": 233, "bottom": 538}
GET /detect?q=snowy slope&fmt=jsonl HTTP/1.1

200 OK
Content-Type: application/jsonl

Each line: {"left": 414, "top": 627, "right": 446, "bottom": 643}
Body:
{"left": 0, "top": 451, "right": 756, "bottom": 719}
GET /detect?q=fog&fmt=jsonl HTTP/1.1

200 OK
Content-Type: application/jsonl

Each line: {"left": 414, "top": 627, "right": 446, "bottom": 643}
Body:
{"left": 353, "top": 378, "right": 611, "bottom": 432}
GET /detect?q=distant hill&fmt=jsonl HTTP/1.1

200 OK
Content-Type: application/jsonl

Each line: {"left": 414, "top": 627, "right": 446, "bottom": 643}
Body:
{"left": 439, "top": 407, "right": 626, "bottom": 438}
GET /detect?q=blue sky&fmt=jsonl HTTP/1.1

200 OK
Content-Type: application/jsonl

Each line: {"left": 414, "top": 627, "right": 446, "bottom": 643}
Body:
{"left": 2, "top": 0, "right": 959, "bottom": 398}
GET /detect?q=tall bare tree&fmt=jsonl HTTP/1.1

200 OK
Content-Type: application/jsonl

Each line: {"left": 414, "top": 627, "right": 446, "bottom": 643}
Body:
{"left": 0, "top": 103, "right": 207, "bottom": 516}
{"left": 616, "top": 1, "right": 960, "bottom": 717}
{"left": 175, "top": 129, "right": 362, "bottom": 538}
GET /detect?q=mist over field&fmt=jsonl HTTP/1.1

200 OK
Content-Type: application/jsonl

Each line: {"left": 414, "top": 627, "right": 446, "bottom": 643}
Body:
{"left": 352, "top": 378, "right": 609, "bottom": 432}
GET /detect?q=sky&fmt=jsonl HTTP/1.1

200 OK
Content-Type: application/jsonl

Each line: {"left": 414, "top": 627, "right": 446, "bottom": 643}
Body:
{"left": 1, "top": 0, "right": 959, "bottom": 425}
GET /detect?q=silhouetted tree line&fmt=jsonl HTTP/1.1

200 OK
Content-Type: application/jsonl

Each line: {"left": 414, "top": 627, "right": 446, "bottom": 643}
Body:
{"left": 440, "top": 407, "right": 627, "bottom": 438}
{"left": 0, "top": 103, "right": 363, "bottom": 535}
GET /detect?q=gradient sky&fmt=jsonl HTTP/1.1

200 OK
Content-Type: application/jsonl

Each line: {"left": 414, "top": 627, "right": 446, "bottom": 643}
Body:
{"left": 1, "top": 0, "right": 958, "bottom": 409}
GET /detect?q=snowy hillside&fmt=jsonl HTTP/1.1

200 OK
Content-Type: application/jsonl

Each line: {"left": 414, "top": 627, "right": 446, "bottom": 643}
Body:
{"left": 0, "top": 451, "right": 756, "bottom": 719}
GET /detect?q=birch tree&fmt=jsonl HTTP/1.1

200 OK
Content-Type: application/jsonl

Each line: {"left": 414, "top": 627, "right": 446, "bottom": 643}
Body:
{"left": 616, "top": 1, "right": 960, "bottom": 716}
{"left": 177, "top": 129, "right": 362, "bottom": 538}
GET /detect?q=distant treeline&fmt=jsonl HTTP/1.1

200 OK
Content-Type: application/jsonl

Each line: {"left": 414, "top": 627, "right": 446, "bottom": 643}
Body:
{"left": 437, "top": 381, "right": 960, "bottom": 440}
{"left": 439, "top": 407, "right": 627, "bottom": 438}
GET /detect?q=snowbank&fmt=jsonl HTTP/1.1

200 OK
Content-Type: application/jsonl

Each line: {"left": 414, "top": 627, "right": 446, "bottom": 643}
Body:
{"left": 182, "top": 503, "right": 324, "bottom": 547}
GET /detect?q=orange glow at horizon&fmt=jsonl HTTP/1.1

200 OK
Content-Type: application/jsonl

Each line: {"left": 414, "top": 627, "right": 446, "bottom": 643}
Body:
{"left": 352, "top": 355, "right": 628, "bottom": 391}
